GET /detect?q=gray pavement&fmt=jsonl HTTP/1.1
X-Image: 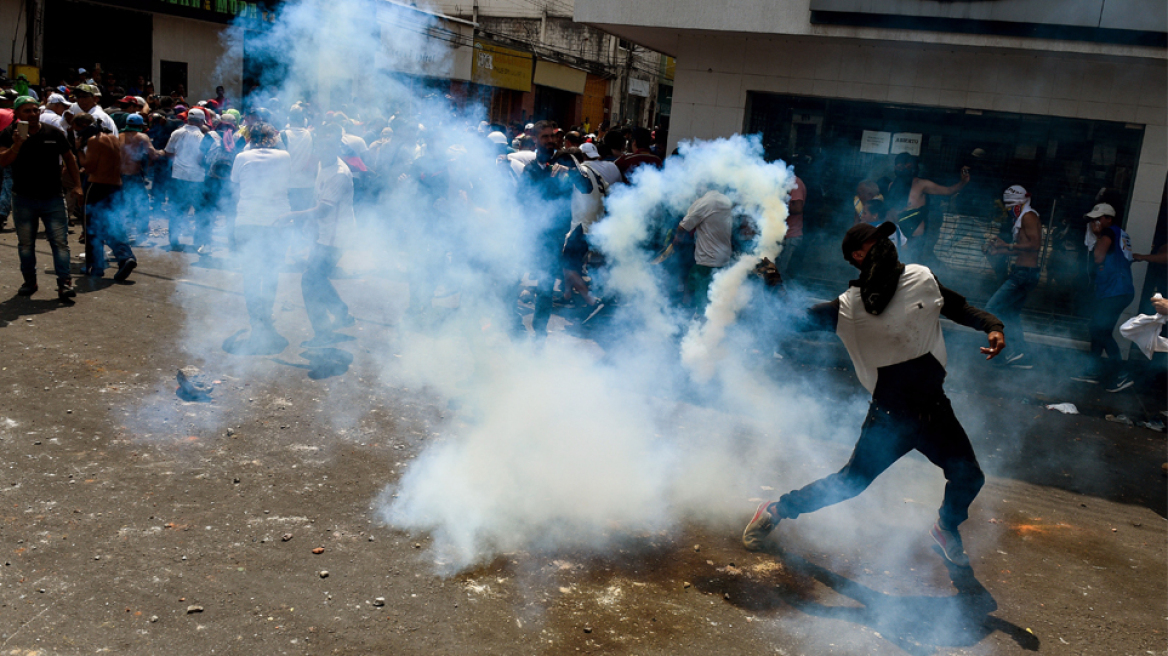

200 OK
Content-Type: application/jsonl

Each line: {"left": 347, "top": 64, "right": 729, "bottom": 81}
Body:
{"left": 0, "top": 225, "right": 1164, "bottom": 655}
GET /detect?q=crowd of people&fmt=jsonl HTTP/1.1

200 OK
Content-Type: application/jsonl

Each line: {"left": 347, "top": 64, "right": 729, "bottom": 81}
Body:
{"left": 0, "top": 68, "right": 1163, "bottom": 383}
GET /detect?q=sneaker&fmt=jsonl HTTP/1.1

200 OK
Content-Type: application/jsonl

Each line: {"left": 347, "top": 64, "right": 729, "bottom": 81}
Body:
{"left": 56, "top": 279, "right": 77, "bottom": 301}
{"left": 1105, "top": 373, "right": 1134, "bottom": 393}
{"left": 930, "top": 522, "right": 971, "bottom": 568}
{"left": 742, "top": 501, "right": 780, "bottom": 552}
{"left": 17, "top": 280, "right": 37, "bottom": 296}
{"left": 1071, "top": 374, "right": 1099, "bottom": 384}
{"left": 114, "top": 259, "right": 137, "bottom": 282}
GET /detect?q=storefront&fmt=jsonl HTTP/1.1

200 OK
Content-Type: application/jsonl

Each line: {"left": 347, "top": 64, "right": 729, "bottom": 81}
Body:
{"left": 470, "top": 39, "right": 534, "bottom": 125}
{"left": 532, "top": 59, "right": 587, "bottom": 126}
{"left": 746, "top": 92, "right": 1149, "bottom": 329}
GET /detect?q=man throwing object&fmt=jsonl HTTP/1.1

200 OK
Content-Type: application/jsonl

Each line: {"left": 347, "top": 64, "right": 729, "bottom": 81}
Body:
{"left": 743, "top": 222, "right": 1005, "bottom": 568}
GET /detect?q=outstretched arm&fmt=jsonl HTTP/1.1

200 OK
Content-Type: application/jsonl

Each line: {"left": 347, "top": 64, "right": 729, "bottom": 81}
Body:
{"left": 936, "top": 278, "right": 1006, "bottom": 359}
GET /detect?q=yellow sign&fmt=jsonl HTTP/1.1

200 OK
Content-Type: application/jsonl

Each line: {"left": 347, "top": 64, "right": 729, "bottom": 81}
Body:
{"left": 472, "top": 41, "right": 533, "bottom": 93}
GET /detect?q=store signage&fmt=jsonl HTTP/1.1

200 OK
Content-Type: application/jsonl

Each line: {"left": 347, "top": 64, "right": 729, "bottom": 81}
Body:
{"left": 860, "top": 130, "right": 891, "bottom": 154}
{"left": 98, "top": 0, "right": 275, "bottom": 24}
{"left": 890, "top": 132, "right": 922, "bottom": 156}
{"left": 628, "top": 77, "right": 651, "bottom": 98}
{"left": 472, "top": 41, "right": 533, "bottom": 92}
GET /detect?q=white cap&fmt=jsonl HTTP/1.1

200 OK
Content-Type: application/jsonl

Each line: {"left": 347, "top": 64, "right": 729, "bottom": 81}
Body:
{"left": 580, "top": 143, "right": 600, "bottom": 159}
{"left": 487, "top": 131, "right": 508, "bottom": 145}
{"left": 47, "top": 93, "right": 67, "bottom": 105}
{"left": 135, "top": 96, "right": 147, "bottom": 107}
{"left": 78, "top": 67, "right": 87, "bottom": 74}
{"left": 187, "top": 107, "right": 206, "bottom": 122}
{"left": 1085, "top": 202, "right": 1116, "bottom": 219}
{"left": 478, "top": 120, "right": 489, "bottom": 132}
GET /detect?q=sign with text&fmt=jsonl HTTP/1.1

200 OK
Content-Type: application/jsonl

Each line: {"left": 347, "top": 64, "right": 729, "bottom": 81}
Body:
{"left": 860, "top": 130, "right": 891, "bottom": 154}
{"left": 471, "top": 40, "right": 533, "bottom": 92}
{"left": 890, "top": 132, "right": 922, "bottom": 156}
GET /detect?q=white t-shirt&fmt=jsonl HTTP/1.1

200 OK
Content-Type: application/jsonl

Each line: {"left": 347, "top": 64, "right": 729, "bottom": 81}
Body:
{"left": 68, "top": 103, "right": 117, "bottom": 135}
{"left": 165, "top": 124, "right": 207, "bottom": 183}
{"left": 39, "top": 109, "right": 67, "bottom": 131}
{"left": 569, "top": 161, "right": 622, "bottom": 233}
{"left": 508, "top": 150, "right": 537, "bottom": 177}
{"left": 230, "top": 148, "right": 292, "bottom": 227}
{"left": 680, "top": 191, "right": 734, "bottom": 268}
{"left": 314, "top": 156, "right": 354, "bottom": 246}
{"left": 283, "top": 127, "right": 316, "bottom": 189}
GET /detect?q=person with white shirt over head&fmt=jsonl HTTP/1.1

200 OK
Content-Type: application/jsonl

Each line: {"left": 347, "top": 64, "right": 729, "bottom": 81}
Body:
{"left": 229, "top": 122, "right": 293, "bottom": 354}
{"left": 281, "top": 122, "right": 356, "bottom": 347}
{"left": 163, "top": 107, "right": 212, "bottom": 252}
{"left": 70, "top": 85, "right": 117, "bottom": 135}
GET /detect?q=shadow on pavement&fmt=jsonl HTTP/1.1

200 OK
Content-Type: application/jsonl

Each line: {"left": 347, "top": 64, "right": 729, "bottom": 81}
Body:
{"left": 272, "top": 347, "right": 354, "bottom": 379}
{"left": 0, "top": 293, "right": 71, "bottom": 325}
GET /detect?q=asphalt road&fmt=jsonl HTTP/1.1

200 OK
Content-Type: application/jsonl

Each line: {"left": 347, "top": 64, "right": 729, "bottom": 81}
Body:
{"left": 0, "top": 225, "right": 1164, "bottom": 655}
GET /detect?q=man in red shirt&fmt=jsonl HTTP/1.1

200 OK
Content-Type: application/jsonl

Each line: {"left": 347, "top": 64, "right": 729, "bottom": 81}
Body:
{"left": 614, "top": 127, "right": 662, "bottom": 184}
{"left": 0, "top": 90, "right": 14, "bottom": 227}
{"left": 778, "top": 173, "right": 806, "bottom": 279}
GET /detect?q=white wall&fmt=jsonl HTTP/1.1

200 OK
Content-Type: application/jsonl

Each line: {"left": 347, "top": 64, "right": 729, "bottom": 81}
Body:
{"left": 152, "top": 14, "right": 240, "bottom": 102}
{"left": 436, "top": 0, "right": 573, "bottom": 20}
{"left": 0, "top": 0, "right": 30, "bottom": 72}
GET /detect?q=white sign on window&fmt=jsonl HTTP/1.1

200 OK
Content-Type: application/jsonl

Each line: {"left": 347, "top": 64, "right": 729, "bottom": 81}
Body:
{"left": 890, "top": 132, "right": 922, "bottom": 156}
{"left": 629, "top": 78, "right": 651, "bottom": 97}
{"left": 860, "top": 130, "right": 891, "bottom": 154}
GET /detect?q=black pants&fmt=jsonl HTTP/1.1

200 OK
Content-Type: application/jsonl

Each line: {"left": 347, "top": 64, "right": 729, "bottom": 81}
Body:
{"left": 776, "top": 392, "right": 985, "bottom": 530}
{"left": 302, "top": 244, "right": 348, "bottom": 334}
{"left": 1088, "top": 293, "right": 1134, "bottom": 377}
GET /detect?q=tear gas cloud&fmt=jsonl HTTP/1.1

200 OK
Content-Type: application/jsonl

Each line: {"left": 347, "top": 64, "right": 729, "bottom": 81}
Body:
{"left": 146, "top": 0, "right": 954, "bottom": 574}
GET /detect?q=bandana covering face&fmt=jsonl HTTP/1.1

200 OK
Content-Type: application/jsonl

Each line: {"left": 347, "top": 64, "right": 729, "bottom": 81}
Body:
{"left": 1003, "top": 185, "right": 1038, "bottom": 240}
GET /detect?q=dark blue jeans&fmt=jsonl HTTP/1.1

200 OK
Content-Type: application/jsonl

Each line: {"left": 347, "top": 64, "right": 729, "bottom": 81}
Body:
{"left": 13, "top": 194, "right": 71, "bottom": 282}
{"left": 1089, "top": 293, "right": 1135, "bottom": 377}
{"left": 302, "top": 243, "right": 348, "bottom": 334}
{"left": 85, "top": 183, "right": 135, "bottom": 274}
{"left": 0, "top": 165, "right": 13, "bottom": 221}
{"left": 985, "top": 266, "right": 1040, "bottom": 353}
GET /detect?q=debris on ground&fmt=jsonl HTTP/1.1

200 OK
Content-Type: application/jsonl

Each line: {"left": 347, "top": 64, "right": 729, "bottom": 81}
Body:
{"left": 176, "top": 366, "right": 216, "bottom": 402}
{"left": 1105, "top": 414, "right": 1134, "bottom": 426}
{"left": 312, "top": 547, "right": 325, "bottom": 554}
{"left": 186, "top": 605, "right": 204, "bottom": 614}
{"left": 1044, "top": 403, "right": 1079, "bottom": 415}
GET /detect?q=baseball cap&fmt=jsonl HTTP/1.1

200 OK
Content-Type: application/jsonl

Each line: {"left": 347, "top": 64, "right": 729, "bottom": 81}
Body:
{"left": 187, "top": 107, "right": 206, "bottom": 122}
{"left": 119, "top": 95, "right": 140, "bottom": 106}
{"left": 580, "top": 142, "right": 600, "bottom": 159}
{"left": 12, "top": 96, "right": 37, "bottom": 110}
{"left": 1085, "top": 203, "right": 1116, "bottom": 219}
{"left": 74, "top": 83, "right": 100, "bottom": 97}
{"left": 47, "top": 93, "right": 67, "bottom": 105}
{"left": 124, "top": 113, "right": 146, "bottom": 130}
{"left": 487, "top": 131, "right": 508, "bottom": 145}
{"left": 841, "top": 221, "right": 896, "bottom": 263}
{"left": 135, "top": 96, "right": 147, "bottom": 108}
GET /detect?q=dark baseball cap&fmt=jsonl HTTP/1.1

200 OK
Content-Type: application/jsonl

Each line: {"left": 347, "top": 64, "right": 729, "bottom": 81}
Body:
{"left": 842, "top": 221, "right": 896, "bottom": 262}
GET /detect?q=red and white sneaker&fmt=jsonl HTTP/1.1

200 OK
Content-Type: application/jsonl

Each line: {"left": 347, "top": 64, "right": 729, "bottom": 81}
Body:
{"left": 930, "top": 522, "right": 971, "bottom": 568}
{"left": 742, "top": 501, "right": 780, "bottom": 552}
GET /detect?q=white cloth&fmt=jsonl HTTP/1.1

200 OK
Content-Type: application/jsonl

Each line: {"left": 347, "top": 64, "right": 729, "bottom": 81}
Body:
{"left": 39, "top": 109, "right": 67, "bottom": 131}
{"left": 680, "top": 191, "right": 734, "bottom": 268}
{"left": 1009, "top": 202, "right": 1038, "bottom": 241}
{"left": 508, "top": 150, "right": 537, "bottom": 177}
{"left": 341, "top": 132, "right": 367, "bottom": 155}
{"left": 314, "top": 156, "right": 354, "bottom": 246}
{"left": 1085, "top": 224, "right": 1134, "bottom": 262}
{"left": 68, "top": 103, "right": 117, "bottom": 135}
{"left": 835, "top": 264, "right": 948, "bottom": 394}
{"left": 1120, "top": 311, "right": 1168, "bottom": 359}
{"left": 164, "top": 124, "right": 207, "bottom": 183}
{"left": 230, "top": 148, "right": 292, "bottom": 227}
{"left": 282, "top": 127, "right": 316, "bottom": 189}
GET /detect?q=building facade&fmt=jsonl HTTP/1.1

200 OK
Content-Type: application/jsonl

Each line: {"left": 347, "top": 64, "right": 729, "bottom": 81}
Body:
{"left": 577, "top": 0, "right": 1167, "bottom": 345}
{"left": 0, "top": 0, "right": 270, "bottom": 100}
{"left": 438, "top": 0, "right": 669, "bottom": 128}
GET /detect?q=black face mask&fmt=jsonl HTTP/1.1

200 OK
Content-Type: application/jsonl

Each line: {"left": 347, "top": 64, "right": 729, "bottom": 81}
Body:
{"left": 895, "top": 167, "right": 915, "bottom": 179}
{"left": 857, "top": 237, "right": 904, "bottom": 315}
{"left": 536, "top": 145, "right": 555, "bottom": 165}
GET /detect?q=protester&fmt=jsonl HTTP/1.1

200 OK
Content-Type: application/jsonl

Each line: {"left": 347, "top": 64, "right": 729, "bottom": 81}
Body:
{"left": 1077, "top": 203, "right": 1136, "bottom": 392}
{"left": 282, "top": 122, "right": 356, "bottom": 347}
{"left": 614, "top": 127, "right": 662, "bottom": 183}
{"left": 73, "top": 113, "right": 136, "bottom": 281}
{"left": 743, "top": 221, "right": 1004, "bottom": 568}
{"left": 120, "top": 113, "right": 159, "bottom": 242}
{"left": 229, "top": 123, "right": 293, "bottom": 353}
{"left": 778, "top": 171, "right": 806, "bottom": 280}
{"left": 884, "top": 153, "right": 969, "bottom": 263}
{"left": 0, "top": 96, "right": 82, "bottom": 300}
{"left": 164, "top": 107, "right": 211, "bottom": 252}
{"left": 674, "top": 188, "right": 734, "bottom": 313}
{"left": 70, "top": 84, "right": 118, "bottom": 134}
{"left": 984, "top": 185, "right": 1043, "bottom": 368}
{"left": 282, "top": 106, "right": 316, "bottom": 210}
{"left": 40, "top": 93, "right": 69, "bottom": 131}
{"left": 517, "top": 120, "right": 572, "bottom": 339}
